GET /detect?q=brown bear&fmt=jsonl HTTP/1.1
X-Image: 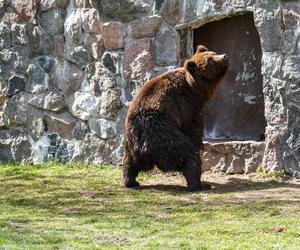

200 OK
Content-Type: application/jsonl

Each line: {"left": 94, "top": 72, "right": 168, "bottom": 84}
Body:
{"left": 123, "top": 45, "right": 229, "bottom": 191}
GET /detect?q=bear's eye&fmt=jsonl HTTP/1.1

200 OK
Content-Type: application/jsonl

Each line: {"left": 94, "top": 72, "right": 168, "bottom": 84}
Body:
{"left": 207, "top": 58, "right": 215, "bottom": 66}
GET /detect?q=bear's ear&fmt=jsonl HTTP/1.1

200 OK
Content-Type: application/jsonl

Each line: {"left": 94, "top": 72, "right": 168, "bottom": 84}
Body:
{"left": 184, "top": 60, "right": 196, "bottom": 74}
{"left": 196, "top": 45, "right": 208, "bottom": 54}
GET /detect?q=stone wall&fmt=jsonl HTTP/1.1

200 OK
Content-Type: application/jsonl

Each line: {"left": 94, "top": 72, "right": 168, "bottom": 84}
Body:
{"left": 0, "top": 0, "right": 299, "bottom": 176}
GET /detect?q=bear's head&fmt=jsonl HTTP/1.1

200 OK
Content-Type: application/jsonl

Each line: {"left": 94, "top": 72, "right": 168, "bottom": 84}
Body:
{"left": 184, "top": 45, "right": 229, "bottom": 98}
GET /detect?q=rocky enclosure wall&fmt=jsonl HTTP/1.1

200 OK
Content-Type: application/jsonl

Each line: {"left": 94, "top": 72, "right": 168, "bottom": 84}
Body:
{"left": 0, "top": 0, "right": 299, "bottom": 176}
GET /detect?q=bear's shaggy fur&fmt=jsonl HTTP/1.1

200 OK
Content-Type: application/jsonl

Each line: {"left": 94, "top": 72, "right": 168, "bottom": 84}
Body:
{"left": 123, "top": 45, "right": 229, "bottom": 191}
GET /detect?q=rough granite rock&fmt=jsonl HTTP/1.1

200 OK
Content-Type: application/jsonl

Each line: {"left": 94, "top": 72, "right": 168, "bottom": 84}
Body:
{"left": 2, "top": 92, "right": 44, "bottom": 139}
{"left": 282, "top": 56, "right": 300, "bottom": 81}
{"left": 155, "top": 22, "right": 177, "bottom": 66}
{"left": 26, "top": 62, "right": 49, "bottom": 94}
{"left": 263, "top": 78, "right": 287, "bottom": 126}
{"left": 244, "top": 154, "right": 263, "bottom": 173}
{"left": 0, "top": 46, "right": 28, "bottom": 79}
{"left": 0, "top": 89, "right": 7, "bottom": 107}
{"left": 281, "top": 30, "right": 297, "bottom": 55}
{"left": 11, "top": 23, "right": 27, "bottom": 46}
{"left": 100, "top": 0, "right": 154, "bottom": 22}
{"left": 40, "top": 8, "right": 65, "bottom": 36}
{"left": 124, "top": 38, "right": 153, "bottom": 79}
{"left": 226, "top": 155, "right": 245, "bottom": 174}
{"left": 65, "top": 45, "right": 92, "bottom": 68}
{"left": 283, "top": 123, "right": 300, "bottom": 177}
{"left": 29, "top": 90, "right": 65, "bottom": 111}
{"left": 123, "top": 80, "right": 141, "bottom": 104}
{"left": 282, "top": 1, "right": 300, "bottom": 29}
{"left": 26, "top": 108, "right": 45, "bottom": 139}
{"left": 285, "top": 125, "right": 300, "bottom": 160}
{"left": 32, "top": 133, "right": 74, "bottom": 164}
{"left": 261, "top": 52, "right": 283, "bottom": 78}
{"left": 46, "top": 133, "right": 74, "bottom": 163}
{"left": 287, "top": 83, "right": 300, "bottom": 105}
{"left": 128, "top": 15, "right": 161, "bottom": 38}
{"left": 99, "top": 89, "right": 121, "bottom": 120}
{"left": 263, "top": 126, "right": 287, "bottom": 171}
{"left": 202, "top": 141, "right": 265, "bottom": 174}
{"left": 81, "top": 8, "right": 101, "bottom": 33}
{"left": 83, "top": 32, "right": 98, "bottom": 46}
{"left": 83, "top": 33, "right": 105, "bottom": 60}
{"left": 0, "top": 0, "right": 5, "bottom": 18}
{"left": 85, "top": 61, "right": 117, "bottom": 96}
{"left": 0, "top": 129, "right": 32, "bottom": 163}
{"left": 102, "top": 22, "right": 124, "bottom": 50}
{"left": 109, "top": 107, "right": 128, "bottom": 164}
{"left": 101, "top": 51, "right": 118, "bottom": 74}
{"left": 2, "top": 92, "right": 30, "bottom": 127}
{"left": 73, "top": 120, "right": 88, "bottom": 140}
{"left": 287, "top": 105, "right": 300, "bottom": 146}
{"left": 40, "top": 0, "right": 69, "bottom": 12}
{"left": 5, "top": 75, "right": 25, "bottom": 97}
{"left": 160, "top": 0, "right": 183, "bottom": 25}
{"left": 27, "top": 25, "right": 45, "bottom": 58}
{"left": 73, "top": 0, "right": 101, "bottom": 9}
{"left": 43, "top": 112, "right": 77, "bottom": 140}
{"left": 88, "top": 118, "right": 116, "bottom": 139}
{"left": 64, "top": 9, "right": 82, "bottom": 46}
{"left": 0, "top": 21, "right": 11, "bottom": 50}
{"left": 52, "top": 61, "right": 83, "bottom": 95}
{"left": 71, "top": 133, "right": 106, "bottom": 164}
{"left": 35, "top": 56, "right": 57, "bottom": 73}
{"left": 67, "top": 89, "right": 100, "bottom": 120}
{"left": 10, "top": 0, "right": 37, "bottom": 23}
{"left": 52, "top": 35, "right": 65, "bottom": 59}
{"left": 283, "top": 151, "right": 300, "bottom": 177}
{"left": 254, "top": 4, "right": 282, "bottom": 52}
{"left": 201, "top": 150, "right": 225, "bottom": 172}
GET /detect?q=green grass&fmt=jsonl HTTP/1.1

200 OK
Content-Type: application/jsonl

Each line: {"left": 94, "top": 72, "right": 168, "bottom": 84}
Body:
{"left": 0, "top": 163, "right": 299, "bottom": 250}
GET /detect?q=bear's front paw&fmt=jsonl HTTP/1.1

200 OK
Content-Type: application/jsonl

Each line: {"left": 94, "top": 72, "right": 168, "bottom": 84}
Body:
{"left": 124, "top": 180, "right": 140, "bottom": 188}
{"left": 187, "top": 182, "right": 211, "bottom": 192}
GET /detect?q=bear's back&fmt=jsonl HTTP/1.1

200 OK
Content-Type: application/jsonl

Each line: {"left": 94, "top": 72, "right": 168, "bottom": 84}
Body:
{"left": 127, "top": 68, "right": 188, "bottom": 117}
{"left": 126, "top": 68, "right": 201, "bottom": 129}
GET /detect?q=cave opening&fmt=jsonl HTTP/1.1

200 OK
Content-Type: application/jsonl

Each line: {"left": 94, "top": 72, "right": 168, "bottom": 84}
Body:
{"left": 193, "top": 12, "right": 266, "bottom": 141}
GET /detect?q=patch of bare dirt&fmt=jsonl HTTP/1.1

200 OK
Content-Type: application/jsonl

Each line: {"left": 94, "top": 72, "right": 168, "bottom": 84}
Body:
{"left": 141, "top": 171, "right": 300, "bottom": 202}
{"left": 95, "top": 234, "right": 130, "bottom": 244}
{"left": 9, "top": 220, "right": 30, "bottom": 229}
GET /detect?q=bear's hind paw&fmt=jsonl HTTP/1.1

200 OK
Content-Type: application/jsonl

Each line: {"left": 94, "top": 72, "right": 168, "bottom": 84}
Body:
{"left": 187, "top": 183, "right": 211, "bottom": 192}
{"left": 124, "top": 180, "right": 140, "bottom": 188}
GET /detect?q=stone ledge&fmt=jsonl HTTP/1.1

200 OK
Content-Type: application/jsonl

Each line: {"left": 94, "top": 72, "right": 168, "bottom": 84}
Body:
{"left": 202, "top": 140, "right": 266, "bottom": 174}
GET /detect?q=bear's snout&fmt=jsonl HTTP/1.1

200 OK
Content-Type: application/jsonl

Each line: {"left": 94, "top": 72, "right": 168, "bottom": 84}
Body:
{"left": 221, "top": 54, "right": 228, "bottom": 62}
{"left": 213, "top": 54, "right": 229, "bottom": 65}
{"left": 218, "top": 54, "right": 229, "bottom": 68}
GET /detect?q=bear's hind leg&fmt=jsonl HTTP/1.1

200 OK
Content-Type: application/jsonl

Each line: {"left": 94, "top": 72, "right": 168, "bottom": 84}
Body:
{"left": 123, "top": 156, "right": 140, "bottom": 188}
{"left": 182, "top": 155, "right": 211, "bottom": 192}
{"left": 154, "top": 125, "right": 211, "bottom": 192}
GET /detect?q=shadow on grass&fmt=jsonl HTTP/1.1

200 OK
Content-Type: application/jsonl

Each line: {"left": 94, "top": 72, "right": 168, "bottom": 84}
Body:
{"left": 135, "top": 179, "right": 300, "bottom": 194}
{"left": 208, "top": 178, "right": 300, "bottom": 194}
{"left": 134, "top": 184, "right": 187, "bottom": 193}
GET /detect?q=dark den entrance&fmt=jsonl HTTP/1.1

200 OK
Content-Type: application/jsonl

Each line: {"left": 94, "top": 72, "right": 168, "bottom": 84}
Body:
{"left": 194, "top": 13, "right": 266, "bottom": 141}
